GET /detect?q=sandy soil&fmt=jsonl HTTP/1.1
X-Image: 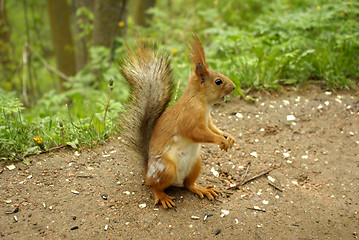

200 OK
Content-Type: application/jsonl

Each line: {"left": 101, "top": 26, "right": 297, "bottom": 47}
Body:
{"left": 1, "top": 88, "right": 358, "bottom": 239}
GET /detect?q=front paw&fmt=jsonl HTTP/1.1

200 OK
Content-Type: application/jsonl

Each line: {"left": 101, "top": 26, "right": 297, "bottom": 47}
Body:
{"left": 218, "top": 135, "right": 230, "bottom": 151}
{"left": 220, "top": 132, "right": 235, "bottom": 146}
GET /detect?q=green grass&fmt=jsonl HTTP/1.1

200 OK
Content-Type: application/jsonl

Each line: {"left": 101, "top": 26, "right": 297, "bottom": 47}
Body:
{"left": 1, "top": 0, "right": 358, "bottom": 161}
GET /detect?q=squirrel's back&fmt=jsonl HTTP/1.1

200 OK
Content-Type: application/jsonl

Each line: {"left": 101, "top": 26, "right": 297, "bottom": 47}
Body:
{"left": 120, "top": 42, "right": 173, "bottom": 162}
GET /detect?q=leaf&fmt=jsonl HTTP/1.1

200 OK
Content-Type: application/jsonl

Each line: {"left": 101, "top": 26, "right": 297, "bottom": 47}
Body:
{"left": 22, "top": 158, "right": 31, "bottom": 166}
{"left": 66, "top": 139, "right": 79, "bottom": 149}
{"left": 281, "top": 79, "right": 298, "bottom": 85}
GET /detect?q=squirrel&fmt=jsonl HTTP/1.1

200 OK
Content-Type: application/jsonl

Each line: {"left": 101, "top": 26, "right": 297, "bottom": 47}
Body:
{"left": 120, "top": 34, "right": 236, "bottom": 209}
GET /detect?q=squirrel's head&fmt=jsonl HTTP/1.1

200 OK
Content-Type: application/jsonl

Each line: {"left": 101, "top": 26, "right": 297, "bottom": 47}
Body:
{"left": 186, "top": 34, "right": 236, "bottom": 104}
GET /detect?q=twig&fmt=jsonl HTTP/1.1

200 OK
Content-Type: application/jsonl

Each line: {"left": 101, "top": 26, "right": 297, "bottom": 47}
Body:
{"left": 103, "top": 79, "right": 113, "bottom": 128}
{"left": 229, "top": 167, "right": 275, "bottom": 190}
{"left": 240, "top": 161, "right": 251, "bottom": 184}
{"left": 268, "top": 182, "right": 283, "bottom": 192}
{"left": 240, "top": 168, "right": 274, "bottom": 186}
{"left": 31, "top": 48, "right": 70, "bottom": 82}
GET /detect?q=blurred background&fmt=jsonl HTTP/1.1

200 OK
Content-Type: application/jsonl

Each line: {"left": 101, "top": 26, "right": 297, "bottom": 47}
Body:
{"left": 0, "top": 0, "right": 358, "bottom": 159}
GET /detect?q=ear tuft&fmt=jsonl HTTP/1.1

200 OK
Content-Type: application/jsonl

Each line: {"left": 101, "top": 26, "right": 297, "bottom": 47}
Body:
{"left": 185, "top": 34, "right": 208, "bottom": 79}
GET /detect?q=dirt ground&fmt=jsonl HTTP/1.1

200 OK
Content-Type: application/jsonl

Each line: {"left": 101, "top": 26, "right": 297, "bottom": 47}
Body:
{"left": 1, "top": 87, "right": 358, "bottom": 240}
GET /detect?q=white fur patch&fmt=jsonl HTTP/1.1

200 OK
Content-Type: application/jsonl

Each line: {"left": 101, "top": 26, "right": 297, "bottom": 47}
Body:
{"left": 167, "top": 136, "right": 200, "bottom": 184}
{"left": 147, "top": 160, "right": 165, "bottom": 180}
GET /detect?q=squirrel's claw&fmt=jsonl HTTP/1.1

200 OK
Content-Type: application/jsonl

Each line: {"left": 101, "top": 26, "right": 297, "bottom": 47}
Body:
{"left": 187, "top": 184, "right": 221, "bottom": 200}
{"left": 154, "top": 192, "right": 175, "bottom": 209}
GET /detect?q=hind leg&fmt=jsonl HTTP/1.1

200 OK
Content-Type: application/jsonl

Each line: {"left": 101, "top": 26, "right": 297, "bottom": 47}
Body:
{"left": 146, "top": 157, "right": 177, "bottom": 209}
{"left": 183, "top": 156, "right": 220, "bottom": 200}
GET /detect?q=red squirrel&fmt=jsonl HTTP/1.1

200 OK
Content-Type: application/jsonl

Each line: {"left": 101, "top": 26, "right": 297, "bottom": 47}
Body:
{"left": 121, "top": 34, "right": 235, "bottom": 209}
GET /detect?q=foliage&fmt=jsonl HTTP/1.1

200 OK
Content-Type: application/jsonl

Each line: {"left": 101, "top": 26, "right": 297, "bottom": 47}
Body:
{"left": 0, "top": 0, "right": 358, "bottom": 160}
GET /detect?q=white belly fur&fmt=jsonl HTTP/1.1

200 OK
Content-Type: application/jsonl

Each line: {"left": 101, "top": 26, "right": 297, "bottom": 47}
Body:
{"left": 167, "top": 136, "right": 200, "bottom": 185}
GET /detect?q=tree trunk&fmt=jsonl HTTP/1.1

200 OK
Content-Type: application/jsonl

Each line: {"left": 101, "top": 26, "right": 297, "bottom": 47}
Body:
{"left": 92, "top": 0, "right": 128, "bottom": 48}
{"left": 46, "top": 0, "right": 76, "bottom": 92}
{"left": 72, "top": 0, "right": 94, "bottom": 72}
{"left": 133, "top": 0, "right": 156, "bottom": 27}
{"left": 0, "top": 0, "right": 15, "bottom": 89}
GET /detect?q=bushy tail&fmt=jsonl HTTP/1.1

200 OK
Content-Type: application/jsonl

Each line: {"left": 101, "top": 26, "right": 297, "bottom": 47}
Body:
{"left": 120, "top": 41, "right": 173, "bottom": 163}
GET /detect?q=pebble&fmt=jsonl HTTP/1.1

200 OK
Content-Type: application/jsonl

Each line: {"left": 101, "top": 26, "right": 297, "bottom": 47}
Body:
{"left": 215, "top": 229, "right": 221, "bottom": 235}
{"left": 139, "top": 203, "right": 146, "bottom": 209}
{"left": 287, "top": 115, "right": 296, "bottom": 121}
{"left": 267, "top": 176, "right": 276, "bottom": 183}
{"left": 6, "top": 164, "right": 16, "bottom": 170}
{"left": 210, "top": 167, "right": 219, "bottom": 177}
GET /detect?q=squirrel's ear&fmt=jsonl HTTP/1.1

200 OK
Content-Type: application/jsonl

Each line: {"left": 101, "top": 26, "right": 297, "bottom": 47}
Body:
{"left": 195, "top": 62, "right": 208, "bottom": 84}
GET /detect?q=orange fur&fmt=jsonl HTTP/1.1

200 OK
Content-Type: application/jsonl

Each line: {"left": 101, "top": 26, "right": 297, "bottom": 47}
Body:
{"left": 145, "top": 34, "right": 236, "bottom": 208}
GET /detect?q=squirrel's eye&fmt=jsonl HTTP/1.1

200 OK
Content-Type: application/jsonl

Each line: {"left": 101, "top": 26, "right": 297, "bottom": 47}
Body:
{"left": 215, "top": 79, "right": 223, "bottom": 85}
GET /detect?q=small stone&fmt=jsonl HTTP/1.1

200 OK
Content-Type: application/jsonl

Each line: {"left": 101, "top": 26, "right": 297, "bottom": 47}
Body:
{"left": 70, "top": 226, "right": 79, "bottom": 230}
{"left": 221, "top": 210, "right": 230, "bottom": 215}
{"left": 267, "top": 176, "right": 276, "bottom": 183}
{"left": 236, "top": 113, "right": 243, "bottom": 119}
{"left": 287, "top": 115, "right": 296, "bottom": 121}
{"left": 215, "top": 229, "right": 221, "bottom": 235}
{"left": 210, "top": 167, "right": 219, "bottom": 177}
{"left": 6, "top": 164, "right": 16, "bottom": 170}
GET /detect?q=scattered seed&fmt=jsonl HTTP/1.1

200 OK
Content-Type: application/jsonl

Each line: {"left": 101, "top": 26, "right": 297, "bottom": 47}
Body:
{"left": 4, "top": 199, "right": 12, "bottom": 204}
{"left": 71, "top": 190, "right": 80, "bottom": 194}
{"left": 262, "top": 200, "right": 269, "bottom": 205}
{"left": 123, "top": 191, "right": 130, "bottom": 195}
{"left": 191, "top": 216, "right": 200, "bottom": 220}
{"left": 5, "top": 210, "right": 13, "bottom": 214}
{"left": 139, "top": 203, "right": 146, "bottom": 209}
{"left": 70, "top": 226, "right": 79, "bottom": 230}
{"left": 215, "top": 229, "right": 221, "bottom": 235}
{"left": 101, "top": 194, "right": 108, "bottom": 200}
{"left": 250, "top": 152, "right": 258, "bottom": 158}
{"left": 43, "top": 202, "right": 46, "bottom": 208}
{"left": 14, "top": 216, "right": 18, "bottom": 222}
{"left": 204, "top": 214, "right": 213, "bottom": 221}
{"left": 104, "top": 224, "right": 109, "bottom": 231}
